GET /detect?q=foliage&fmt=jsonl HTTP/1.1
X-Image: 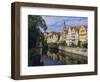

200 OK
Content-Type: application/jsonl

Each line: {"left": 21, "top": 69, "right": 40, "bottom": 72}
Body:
{"left": 70, "top": 43, "right": 76, "bottom": 47}
{"left": 48, "top": 43, "right": 59, "bottom": 54}
{"left": 82, "top": 43, "right": 88, "bottom": 48}
{"left": 28, "top": 15, "right": 47, "bottom": 31}
{"left": 77, "top": 41, "right": 81, "bottom": 47}
{"left": 28, "top": 15, "right": 47, "bottom": 49}
{"left": 59, "top": 41, "right": 67, "bottom": 46}
{"left": 42, "top": 40, "right": 48, "bottom": 55}
{"left": 28, "top": 15, "right": 48, "bottom": 66}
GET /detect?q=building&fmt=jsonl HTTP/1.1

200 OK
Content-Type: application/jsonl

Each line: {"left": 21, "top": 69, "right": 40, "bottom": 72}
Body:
{"left": 78, "top": 25, "right": 87, "bottom": 47}
{"left": 65, "top": 27, "right": 79, "bottom": 46}
{"left": 59, "top": 21, "right": 79, "bottom": 46}
{"left": 43, "top": 22, "right": 87, "bottom": 48}
{"left": 43, "top": 32, "right": 60, "bottom": 43}
{"left": 59, "top": 21, "right": 68, "bottom": 42}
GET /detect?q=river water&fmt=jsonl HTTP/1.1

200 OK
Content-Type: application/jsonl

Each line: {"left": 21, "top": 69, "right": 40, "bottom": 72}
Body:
{"left": 40, "top": 55, "right": 63, "bottom": 65}
{"left": 40, "top": 50, "right": 87, "bottom": 66}
{"left": 28, "top": 49, "right": 87, "bottom": 66}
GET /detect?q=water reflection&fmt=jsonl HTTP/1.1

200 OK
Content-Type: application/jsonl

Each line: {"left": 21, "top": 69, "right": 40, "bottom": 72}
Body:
{"left": 28, "top": 48, "right": 87, "bottom": 66}
{"left": 40, "top": 50, "right": 87, "bottom": 66}
{"left": 40, "top": 55, "right": 63, "bottom": 65}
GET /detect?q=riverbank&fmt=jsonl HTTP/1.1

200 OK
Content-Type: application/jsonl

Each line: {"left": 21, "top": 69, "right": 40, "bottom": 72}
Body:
{"left": 59, "top": 46, "right": 87, "bottom": 56}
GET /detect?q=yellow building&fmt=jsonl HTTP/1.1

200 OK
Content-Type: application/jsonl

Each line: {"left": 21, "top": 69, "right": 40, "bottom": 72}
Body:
{"left": 60, "top": 27, "right": 68, "bottom": 41}
{"left": 79, "top": 25, "right": 87, "bottom": 47}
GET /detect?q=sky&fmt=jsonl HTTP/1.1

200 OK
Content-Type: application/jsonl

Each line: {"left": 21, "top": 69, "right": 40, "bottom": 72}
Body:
{"left": 41, "top": 15, "right": 88, "bottom": 32}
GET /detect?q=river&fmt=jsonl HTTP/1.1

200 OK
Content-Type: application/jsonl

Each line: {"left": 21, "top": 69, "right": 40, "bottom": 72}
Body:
{"left": 40, "top": 50, "right": 87, "bottom": 66}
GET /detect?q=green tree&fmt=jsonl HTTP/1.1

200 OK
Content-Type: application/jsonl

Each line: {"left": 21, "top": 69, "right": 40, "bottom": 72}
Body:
{"left": 48, "top": 43, "right": 59, "bottom": 54}
{"left": 28, "top": 15, "right": 47, "bottom": 49}
{"left": 28, "top": 15, "right": 47, "bottom": 31}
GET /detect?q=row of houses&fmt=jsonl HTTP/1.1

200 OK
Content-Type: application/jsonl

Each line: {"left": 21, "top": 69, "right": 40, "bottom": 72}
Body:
{"left": 43, "top": 23, "right": 87, "bottom": 47}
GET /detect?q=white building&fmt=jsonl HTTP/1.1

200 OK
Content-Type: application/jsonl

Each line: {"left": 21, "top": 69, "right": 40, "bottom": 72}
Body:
{"left": 64, "top": 27, "right": 79, "bottom": 46}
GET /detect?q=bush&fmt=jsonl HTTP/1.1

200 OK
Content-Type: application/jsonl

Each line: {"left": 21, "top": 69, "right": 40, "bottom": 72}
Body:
{"left": 42, "top": 40, "right": 48, "bottom": 54}
{"left": 82, "top": 43, "right": 88, "bottom": 48}
{"left": 48, "top": 43, "right": 59, "bottom": 54}
{"left": 70, "top": 43, "right": 76, "bottom": 47}
{"left": 59, "top": 41, "right": 67, "bottom": 46}
{"left": 78, "top": 41, "right": 81, "bottom": 47}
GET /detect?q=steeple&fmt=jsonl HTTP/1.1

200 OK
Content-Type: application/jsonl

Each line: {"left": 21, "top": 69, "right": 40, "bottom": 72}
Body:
{"left": 64, "top": 20, "right": 66, "bottom": 28}
{"left": 63, "top": 20, "right": 68, "bottom": 32}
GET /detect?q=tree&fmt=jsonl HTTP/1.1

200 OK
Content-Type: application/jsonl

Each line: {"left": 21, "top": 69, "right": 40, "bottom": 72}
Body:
{"left": 82, "top": 43, "right": 88, "bottom": 48}
{"left": 28, "top": 15, "right": 47, "bottom": 49}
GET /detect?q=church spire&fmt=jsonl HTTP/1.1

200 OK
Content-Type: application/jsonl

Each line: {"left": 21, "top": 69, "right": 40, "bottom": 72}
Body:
{"left": 64, "top": 20, "right": 66, "bottom": 28}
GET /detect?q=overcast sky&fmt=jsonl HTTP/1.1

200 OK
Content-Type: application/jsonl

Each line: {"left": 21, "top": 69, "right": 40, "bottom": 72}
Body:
{"left": 41, "top": 15, "right": 88, "bottom": 32}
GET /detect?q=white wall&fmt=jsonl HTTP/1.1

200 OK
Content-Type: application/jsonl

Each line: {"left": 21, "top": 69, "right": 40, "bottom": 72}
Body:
{"left": 0, "top": 0, "right": 100, "bottom": 82}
